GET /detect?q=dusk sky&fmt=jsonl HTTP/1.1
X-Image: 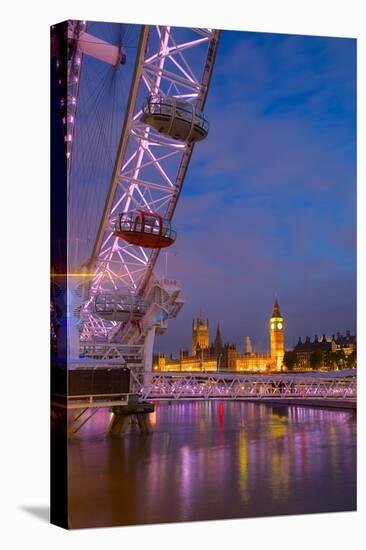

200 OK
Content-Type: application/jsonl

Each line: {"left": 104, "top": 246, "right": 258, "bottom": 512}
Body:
{"left": 71, "top": 24, "right": 356, "bottom": 355}
{"left": 155, "top": 29, "right": 356, "bottom": 355}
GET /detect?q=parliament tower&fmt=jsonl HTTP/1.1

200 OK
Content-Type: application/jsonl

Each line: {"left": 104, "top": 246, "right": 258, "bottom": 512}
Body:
{"left": 269, "top": 299, "right": 285, "bottom": 370}
{"left": 192, "top": 317, "right": 209, "bottom": 356}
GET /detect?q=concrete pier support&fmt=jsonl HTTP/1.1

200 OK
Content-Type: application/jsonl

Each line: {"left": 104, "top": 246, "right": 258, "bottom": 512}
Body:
{"left": 136, "top": 413, "right": 152, "bottom": 433}
{"left": 109, "top": 413, "right": 130, "bottom": 436}
{"left": 109, "top": 400, "right": 155, "bottom": 436}
{"left": 144, "top": 414, "right": 153, "bottom": 433}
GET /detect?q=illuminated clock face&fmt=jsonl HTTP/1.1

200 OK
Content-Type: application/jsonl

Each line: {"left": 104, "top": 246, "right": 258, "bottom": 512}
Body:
{"left": 277, "top": 322, "right": 283, "bottom": 330}
{"left": 271, "top": 323, "right": 275, "bottom": 330}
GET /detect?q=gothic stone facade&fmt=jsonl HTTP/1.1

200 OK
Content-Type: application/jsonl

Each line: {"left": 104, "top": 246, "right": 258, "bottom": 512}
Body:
{"left": 154, "top": 300, "right": 285, "bottom": 373}
{"left": 293, "top": 331, "right": 356, "bottom": 370}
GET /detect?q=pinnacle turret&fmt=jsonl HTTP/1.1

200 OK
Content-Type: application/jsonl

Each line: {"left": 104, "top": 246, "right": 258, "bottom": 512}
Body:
{"left": 271, "top": 299, "right": 282, "bottom": 318}
{"left": 214, "top": 323, "right": 223, "bottom": 354}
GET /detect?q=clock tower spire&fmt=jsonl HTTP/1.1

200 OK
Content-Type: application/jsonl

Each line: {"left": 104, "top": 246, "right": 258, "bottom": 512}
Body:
{"left": 269, "top": 299, "right": 284, "bottom": 370}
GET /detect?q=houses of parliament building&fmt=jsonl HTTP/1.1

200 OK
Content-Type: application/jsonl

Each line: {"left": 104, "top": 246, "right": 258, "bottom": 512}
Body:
{"left": 154, "top": 299, "right": 285, "bottom": 372}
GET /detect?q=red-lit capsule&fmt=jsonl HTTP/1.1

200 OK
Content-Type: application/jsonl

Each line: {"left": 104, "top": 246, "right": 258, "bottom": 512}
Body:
{"left": 113, "top": 210, "right": 176, "bottom": 249}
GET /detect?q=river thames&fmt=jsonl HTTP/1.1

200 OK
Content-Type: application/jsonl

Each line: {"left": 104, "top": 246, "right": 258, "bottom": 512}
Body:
{"left": 68, "top": 401, "right": 356, "bottom": 528}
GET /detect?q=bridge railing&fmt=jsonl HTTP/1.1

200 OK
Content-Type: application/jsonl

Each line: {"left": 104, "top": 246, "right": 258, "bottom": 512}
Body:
{"left": 139, "top": 372, "right": 356, "bottom": 401}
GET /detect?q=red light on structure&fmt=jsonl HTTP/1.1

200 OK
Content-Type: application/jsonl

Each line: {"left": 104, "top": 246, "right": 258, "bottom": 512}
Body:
{"left": 218, "top": 401, "right": 224, "bottom": 429}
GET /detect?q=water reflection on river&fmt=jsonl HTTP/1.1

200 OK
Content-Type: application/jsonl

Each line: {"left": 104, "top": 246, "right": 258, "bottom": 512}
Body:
{"left": 68, "top": 401, "right": 356, "bottom": 528}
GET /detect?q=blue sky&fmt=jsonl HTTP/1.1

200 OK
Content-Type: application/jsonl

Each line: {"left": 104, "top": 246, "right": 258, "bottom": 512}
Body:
{"left": 155, "top": 30, "right": 356, "bottom": 354}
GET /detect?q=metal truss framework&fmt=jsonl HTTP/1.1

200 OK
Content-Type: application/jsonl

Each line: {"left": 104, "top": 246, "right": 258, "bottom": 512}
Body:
{"left": 139, "top": 371, "right": 357, "bottom": 401}
{"left": 81, "top": 26, "right": 220, "bottom": 341}
{"left": 79, "top": 342, "right": 144, "bottom": 361}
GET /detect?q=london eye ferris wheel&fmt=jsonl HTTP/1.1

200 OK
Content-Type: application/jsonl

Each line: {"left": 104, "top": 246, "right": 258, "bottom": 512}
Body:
{"left": 51, "top": 21, "right": 220, "bottom": 368}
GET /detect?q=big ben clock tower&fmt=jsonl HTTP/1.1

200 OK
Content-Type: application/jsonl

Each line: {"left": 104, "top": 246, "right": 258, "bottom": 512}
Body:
{"left": 270, "top": 299, "right": 285, "bottom": 371}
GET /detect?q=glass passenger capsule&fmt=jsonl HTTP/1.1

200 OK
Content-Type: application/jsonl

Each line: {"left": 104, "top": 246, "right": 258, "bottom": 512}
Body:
{"left": 113, "top": 210, "right": 177, "bottom": 249}
{"left": 94, "top": 293, "right": 146, "bottom": 322}
{"left": 141, "top": 95, "right": 209, "bottom": 143}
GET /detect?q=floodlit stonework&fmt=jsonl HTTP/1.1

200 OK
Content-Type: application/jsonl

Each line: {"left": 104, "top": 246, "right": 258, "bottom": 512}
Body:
{"left": 154, "top": 299, "right": 285, "bottom": 372}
